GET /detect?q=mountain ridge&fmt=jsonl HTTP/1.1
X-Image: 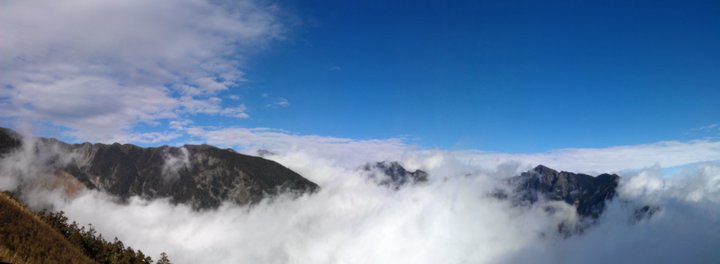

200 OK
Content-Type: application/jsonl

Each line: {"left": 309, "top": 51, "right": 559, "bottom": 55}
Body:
{"left": 511, "top": 164, "right": 620, "bottom": 218}
{"left": 363, "top": 161, "right": 429, "bottom": 188}
{"left": 0, "top": 127, "right": 319, "bottom": 210}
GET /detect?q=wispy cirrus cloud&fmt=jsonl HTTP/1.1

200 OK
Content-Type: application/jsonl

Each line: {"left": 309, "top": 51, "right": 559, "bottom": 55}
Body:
{"left": 267, "top": 97, "right": 290, "bottom": 108}
{"left": 686, "top": 123, "right": 720, "bottom": 138}
{"left": 0, "top": 0, "right": 281, "bottom": 142}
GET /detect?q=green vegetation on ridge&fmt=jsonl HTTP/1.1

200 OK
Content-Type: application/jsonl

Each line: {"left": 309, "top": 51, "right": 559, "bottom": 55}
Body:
{"left": 0, "top": 191, "right": 170, "bottom": 264}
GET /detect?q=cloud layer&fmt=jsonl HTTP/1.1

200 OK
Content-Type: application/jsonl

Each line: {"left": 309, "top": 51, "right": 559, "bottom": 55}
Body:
{"left": 183, "top": 126, "right": 720, "bottom": 176}
{"left": 3, "top": 1, "right": 719, "bottom": 263}
{"left": 0, "top": 0, "right": 280, "bottom": 142}
{"left": 2, "top": 133, "right": 720, "bottom": 264}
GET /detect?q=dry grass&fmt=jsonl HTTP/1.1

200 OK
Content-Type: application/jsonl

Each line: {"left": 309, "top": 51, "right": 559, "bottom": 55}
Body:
{"left": 0, "top": 192, "right": 97, "bottom": 264}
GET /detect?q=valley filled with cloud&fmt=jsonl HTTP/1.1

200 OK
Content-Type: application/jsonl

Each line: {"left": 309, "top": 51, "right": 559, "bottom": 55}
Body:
{"left": 2, "top": 0, "right": 720, "bottom": 263}
{"left": 2, "top": 131, "right": 720, "bottom": 263}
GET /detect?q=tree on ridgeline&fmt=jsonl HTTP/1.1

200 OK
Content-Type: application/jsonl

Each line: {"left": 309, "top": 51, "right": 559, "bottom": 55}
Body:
{"left": 157, "top": 252, "right": 172, "bottom": 264}
{"left": 38, "top": 209, "right": 160, "bottom": 264}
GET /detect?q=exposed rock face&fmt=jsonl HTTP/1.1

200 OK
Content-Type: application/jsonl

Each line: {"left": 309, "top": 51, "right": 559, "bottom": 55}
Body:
{"left": 0, "top": 128, "right": 318, "bottom": 209}
{"left": 632, "top": 205, "right": 661, "bottom": 223}
{"left": 0, "top": 127, "right": 21, "bottom": 156}
{"left": 363, "top": 161, "right": 428, "bottom": 188}
{"left": 509, "top": 165, "right": 620, "bottom": 218}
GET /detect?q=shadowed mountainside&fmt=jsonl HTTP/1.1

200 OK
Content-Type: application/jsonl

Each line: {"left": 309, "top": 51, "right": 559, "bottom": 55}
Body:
{"left": 0, "top": 127, "right": 318, "bottom": 210}
{"left": 362, "top": 161, "right": 428, "bottom": 188}
{"left": 509, "top": 165, "right": 620, "bottom": 219}
{"left": 364, "top": 161, "right": 620, "bottom": 219}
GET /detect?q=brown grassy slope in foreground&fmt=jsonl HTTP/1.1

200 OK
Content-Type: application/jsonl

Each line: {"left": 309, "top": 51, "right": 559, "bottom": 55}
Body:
{"left": 0, "top": 192, "right": 96, "bottom": 264}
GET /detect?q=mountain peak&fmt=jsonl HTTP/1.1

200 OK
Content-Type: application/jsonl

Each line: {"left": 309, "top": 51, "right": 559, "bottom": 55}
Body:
{"left": 533, "top": 164, "right": 557, "bottom": 174}
{"left": 514, "top": 165, "right": 620, "bottom": 219}
{"left": 363, "top": 161, "right": 428, "bottom": 187}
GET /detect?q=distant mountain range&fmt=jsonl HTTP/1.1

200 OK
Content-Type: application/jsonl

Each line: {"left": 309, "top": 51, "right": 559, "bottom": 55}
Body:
{"left": 0, "top": 127, "right": 317, "bottom": 210}
{"left": 0, "top": 127, "right": 624, "bottom": 220}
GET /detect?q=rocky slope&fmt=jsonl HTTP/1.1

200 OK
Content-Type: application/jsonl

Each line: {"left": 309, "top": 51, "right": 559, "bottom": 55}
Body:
{"left": 0, "top": 191, "right": 97, "bottom": 264}
{"left": 0, "top": 127, "right": 21, "bottom": 156}
{"left": 362, "top": 161, "right": 428, "bottom": 188}
{"left": 0, "top": 127, "right": 318, "bottom": 209}
{"left": 366, "top": 161, "right": 620, "bottom": 219}
{"left": 508, "top": 165, "right": 620, "bottom": 218}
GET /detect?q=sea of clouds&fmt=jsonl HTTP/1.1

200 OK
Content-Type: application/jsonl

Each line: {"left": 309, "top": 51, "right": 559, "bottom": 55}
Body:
{"left": 2, "top": 0, "right": 720, "bottom": 262}
{"left": 2, "top": 134, "right": 720, "bottom": 264}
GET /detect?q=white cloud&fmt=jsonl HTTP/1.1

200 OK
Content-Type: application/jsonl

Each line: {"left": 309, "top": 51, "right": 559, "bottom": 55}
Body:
{"left": 10, "top": 145, "right": 720, "bottom": 264}
{"left": 687, "top": 123, "right": 720, "bottom": 138}
{"left": 0, "top": 0, "right": 281, "bottom": 142}
{"left": 162, "top": 147, "right": 190, "bottom": 180}
{"left": 178, "top": 97, "right": 249, "bottom": 119}
{"left": 219, "top": 105, "right": 250, "bottom": 119}
{"left": 3, "top": 2, "right": 718, "bottom": 261}
{"left": 184, "top": 126, "right": 720, "bottom": 176}
{"left": 267, "top": 97, "right": 290, "bottom": 108}
{"left": 127, "top": 132, "right": 182, "bottom": 144}
{"left": 504, "top": 166, "right": 720, "bottom": 263}
{"left": 169, "top": 119, "right": 194, "bottom": 131}
{"left": 4, "top": 130, "right": 720, "bottom": 263}
{"left": 452, "top": 140, "right": 720, "bottom": 174}
{"left": 692, "top": 123, "right": 719, "bottom": 132}
{"left": 185, "top": 126, "right": 410, "bottom": 170}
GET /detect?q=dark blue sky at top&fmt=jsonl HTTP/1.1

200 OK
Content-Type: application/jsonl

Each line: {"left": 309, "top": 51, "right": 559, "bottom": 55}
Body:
{"left": 228, "top": 0, "right": 720, "bottom": 152}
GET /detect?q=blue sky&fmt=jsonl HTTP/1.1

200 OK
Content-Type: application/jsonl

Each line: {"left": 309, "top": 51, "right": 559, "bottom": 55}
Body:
{"left": 2, "top": 0, "right": 720, "bottom": 153}
{"left": 233, "top": 0, "right": 720, "bottom": 152}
